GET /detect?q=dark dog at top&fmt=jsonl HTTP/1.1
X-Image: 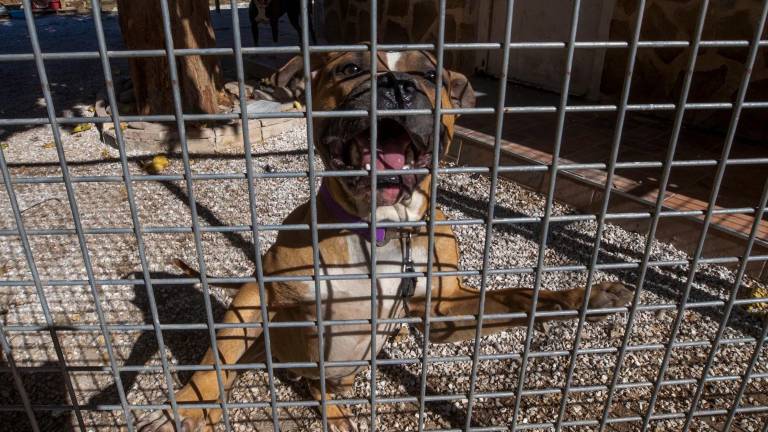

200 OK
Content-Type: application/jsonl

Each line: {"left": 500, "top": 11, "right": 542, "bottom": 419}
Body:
{"left": 249, "top": 0, "right": 317, "bottom": 46}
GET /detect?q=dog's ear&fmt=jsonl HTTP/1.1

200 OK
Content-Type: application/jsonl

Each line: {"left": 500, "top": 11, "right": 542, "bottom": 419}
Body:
{"left": 448, "top": 71, "right": 476, "bottom": 109}
{"left": 270, "top": 55, "right": 322, "bottom": 102}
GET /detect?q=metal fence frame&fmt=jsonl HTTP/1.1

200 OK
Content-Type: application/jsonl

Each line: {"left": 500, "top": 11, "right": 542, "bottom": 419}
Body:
{"left": 1, "top": 0, "right": 768, "bottom": 431}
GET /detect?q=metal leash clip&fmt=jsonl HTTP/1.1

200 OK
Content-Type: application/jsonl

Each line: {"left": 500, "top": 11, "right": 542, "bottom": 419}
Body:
{"left": 400, "top": 231, "right": 417, "bottom": 298}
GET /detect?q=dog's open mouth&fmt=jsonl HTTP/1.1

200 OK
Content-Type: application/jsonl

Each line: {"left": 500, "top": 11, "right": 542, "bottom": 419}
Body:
{"left": 328, "top": 118, "right": 432, "bottom": 206}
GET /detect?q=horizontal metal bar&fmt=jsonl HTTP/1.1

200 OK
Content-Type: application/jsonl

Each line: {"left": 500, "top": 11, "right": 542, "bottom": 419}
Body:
{"left": 2, "top": 39, "right": 768, "bottom": 62}
{"left": 1, "top": 398, "right": 765, "bottom": 422}
{"left": 1, "top": 254, "right": 766, "bottom": 287}
{"left": 5, "top": 155, "right": 768, "bottom": 186}
{"left": 6, "top": 160, "right": 768, "bottom": 188}
{"left": 5, "top": 100, "right": 768, "bottom": 126}
{"left": 515, "top": 406, "right": 768, "bottom": 430}
{"left": 0, "top": 205, "right": 761, "bottom": 238}
{"left": 4, "top": 296, "right": 766, "bottom": 333}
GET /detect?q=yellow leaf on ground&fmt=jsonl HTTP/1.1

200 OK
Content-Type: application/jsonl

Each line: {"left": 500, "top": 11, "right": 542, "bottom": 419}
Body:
{"left": 72, "top": 123, "right": 93, "bottom": 133}
{"left": 42, "top": 141, "right": 56, "bottom": 149}
{"left": 143, "top": 154, "right": 170, "bottom": 174}
{"left": 293, "top": 101, "right": 303, "bottom": 110}
{"left": 0, "top": 142, "right": 8, "bottom": 150}
{"left": 747, "top": 285, "right": 768, "bottom": 317}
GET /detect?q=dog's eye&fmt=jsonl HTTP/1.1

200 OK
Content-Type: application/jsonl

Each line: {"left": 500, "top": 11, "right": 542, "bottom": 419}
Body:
{"left": 424, "top": 70, "right": 437, "bottom": 82}
{"left": 341, "top": 63, "right": 362, "bottom": 76}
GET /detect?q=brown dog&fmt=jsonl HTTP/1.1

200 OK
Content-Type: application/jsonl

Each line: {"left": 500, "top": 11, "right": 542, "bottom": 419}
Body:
{"left": 137, "top": 49, "right": 633, "bottom": 432}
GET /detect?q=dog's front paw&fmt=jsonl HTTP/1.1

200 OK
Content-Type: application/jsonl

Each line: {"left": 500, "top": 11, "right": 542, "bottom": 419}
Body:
{"left": 329, "top": 416, "right": 359, "bottom": 432}
{"left": 135, "top": 407, "right": 204, "bottom": 432}
{"left": 586, "top": 281, "right": 633, "bottom": 322}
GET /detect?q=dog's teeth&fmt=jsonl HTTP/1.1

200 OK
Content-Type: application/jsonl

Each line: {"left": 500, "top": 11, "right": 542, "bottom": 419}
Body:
{"left": 365, "top": 163, "right": 371, "bottom": 170}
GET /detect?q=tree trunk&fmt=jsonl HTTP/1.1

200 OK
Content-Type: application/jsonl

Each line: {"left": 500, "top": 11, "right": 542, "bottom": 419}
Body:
{"left": 117, "top": 0, "right": 223, "bottom": 115}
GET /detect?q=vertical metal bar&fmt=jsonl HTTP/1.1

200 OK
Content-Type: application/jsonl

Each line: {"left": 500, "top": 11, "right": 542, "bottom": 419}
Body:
{"left": 508, "top": 1, "right": 581, "bottom": 430}
{"left": 0, "top": 122, "right": 85, "bottom": 430}
{"left": 298, "top": 1, "right": 329, "bottom": 430}
{"left": 553, "top": 2, "right": 647, "bottom": 430}
{"left": 228, "top": 1, "right": 281, "bottom": 430}
{"left": 640, "top": 6, "right": 765, "bottom": 429}
{"left": 368, "top": 1, "right": 380, "bottom": 430}
{"left": 720, "top": 186, "right": 768, "bottom": 432}
{"left": 680, "top": 3, "right": 768, "bottom": 430}
{"left": 416, "top": 0, "right": 452, "bottom": 430}
{"left": 0, "top": 325, "right": 41, "bottom": 432}
{"left": 19, "top": 1, "right": 142, "bottom": 429}
{"left": 87, "top": 1, "right": 188, "bottom": 431}
{"left": 0, "top": 131, "right": 85, "bottom": 432}
{"left": 156, "top": 0, "right": 233, "bottom": 429}
{"left": 597, "top": 2, "right": 711, "bottom": 430}
{"left": 461, "top": 0, "right": 516, "bottom": 430}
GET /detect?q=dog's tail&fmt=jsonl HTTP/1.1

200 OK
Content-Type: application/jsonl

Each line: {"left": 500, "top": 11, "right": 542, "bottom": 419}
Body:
{"left": 172, "top": 259, "right": 242, "bottom": 296}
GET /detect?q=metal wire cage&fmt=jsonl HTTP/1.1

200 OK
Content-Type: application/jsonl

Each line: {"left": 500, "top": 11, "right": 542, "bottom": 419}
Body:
{"left": 1, "top": 0, "right": 768, "bottom": 431}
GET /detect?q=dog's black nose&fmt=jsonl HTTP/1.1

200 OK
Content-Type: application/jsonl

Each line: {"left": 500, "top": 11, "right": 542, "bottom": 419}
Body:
{"left": 378, "top": 71, "right": 417, "bottom": 107}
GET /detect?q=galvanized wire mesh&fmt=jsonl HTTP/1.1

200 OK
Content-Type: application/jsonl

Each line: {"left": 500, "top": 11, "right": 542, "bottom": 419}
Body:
{"left": 1, "top": 0, "right": 768, "bottom": 431}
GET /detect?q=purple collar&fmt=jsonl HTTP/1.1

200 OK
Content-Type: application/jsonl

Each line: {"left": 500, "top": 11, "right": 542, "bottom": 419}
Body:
{"left": 319, "top": 183, "right": 386, "bottom": 244}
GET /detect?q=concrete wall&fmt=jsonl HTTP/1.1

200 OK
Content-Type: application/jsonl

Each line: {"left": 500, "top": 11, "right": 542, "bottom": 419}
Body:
{"left": 486, "top": 0, "right": 615, "bottom": 98}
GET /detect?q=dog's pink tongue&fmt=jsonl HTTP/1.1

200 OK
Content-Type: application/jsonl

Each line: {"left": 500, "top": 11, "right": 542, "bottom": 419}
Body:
{"left": 360, "top": 135, "right": 409, "bottom": 170}
{"left": 359, "top": 135, "right": 409, "bottom": 205}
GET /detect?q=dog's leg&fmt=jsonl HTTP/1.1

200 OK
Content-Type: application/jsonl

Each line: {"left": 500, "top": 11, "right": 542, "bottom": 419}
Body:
{"left": 412, "top": 281, "right": 633, "bottom": 344}
{"left": 308, "top": 378, "right": 358, "bottom": 432}
{"left": 285, "top": 0, "right": 304, "bottom": 42}
{"left": 307, "top": 0, "right": 317, "bottom": 44}
{"left": 137, "top": 282, "right": 271, "bottom": 432}
{"left": 268, "top": 0, "right": 281, "bottom": 43}
{"left": 248, "top": 1, "right": 259, "bottom": 46}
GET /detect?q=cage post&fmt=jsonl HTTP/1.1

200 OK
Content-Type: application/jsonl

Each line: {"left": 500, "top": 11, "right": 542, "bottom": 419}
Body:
{"left": 227, "top": 0, "right": 282, "bottom": 430}
{"left": 553, "top": 1, "right": 647, "bottom": 430}
{"left": 18, "top": 0, "right": 148, "bottom": 429}
{"left": 639, "top": 1, "right": 768, "bottom": 428}
{"left": 298, "top": 0, "right": 330, "bottom": 430}
{"left": 416, "top": 0, "right": 453, "bottom": 430}
{"left": 509, "top": 1, "right": 582, "bottom": 430}
{"left": 643, "top": 1, "right": 768, "bottom": 422}
{"left": 156, "top": 0, "right": 234, "bottom": 429}
{"left": 461, "top": 0, "right": 516, "bottom": 430}
{"left": 368, "top": 1, "right": 380, "bottom": 430}
{"left": 86, "top": 1, "right": 198, "bottom": 430}
{"left": 0, "top": 133, "right": 87, "bottom": 431}
{"left": 678, "top": 2, "right": 768, "bottom": 430}
{"left": 719, "top": 177, "right": 768, "bottom": 431}
{"left": 597, "top": 2, "right": 712, "bottom": 430}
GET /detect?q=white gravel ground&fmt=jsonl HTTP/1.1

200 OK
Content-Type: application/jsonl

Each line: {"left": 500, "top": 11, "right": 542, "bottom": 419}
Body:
{"left": 1, "top": 122, "right": 767, "bottom": 432}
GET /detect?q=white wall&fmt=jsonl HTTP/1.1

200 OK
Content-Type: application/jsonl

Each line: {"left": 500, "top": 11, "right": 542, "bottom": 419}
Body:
{"left": 485, "top": 0, "right": 616, "bottom": 99}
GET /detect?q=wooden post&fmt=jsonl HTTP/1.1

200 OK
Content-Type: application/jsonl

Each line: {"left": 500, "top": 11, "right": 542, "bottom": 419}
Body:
{"left": 117, "top": 0, "right": 223, "bottom": 115}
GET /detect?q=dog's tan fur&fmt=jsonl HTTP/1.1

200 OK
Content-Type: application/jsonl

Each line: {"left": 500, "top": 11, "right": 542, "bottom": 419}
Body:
{"left": 137, "top": 50, "right": 632, "bottom": 432}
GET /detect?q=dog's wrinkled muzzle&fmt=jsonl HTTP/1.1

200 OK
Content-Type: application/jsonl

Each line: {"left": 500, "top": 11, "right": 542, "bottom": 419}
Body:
{"left": 320, "top": 71, "right": 440, "bottom": 206}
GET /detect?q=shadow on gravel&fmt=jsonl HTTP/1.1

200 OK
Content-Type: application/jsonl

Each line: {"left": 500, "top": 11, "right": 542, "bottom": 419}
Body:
{"left": 436, "top": 186, "right": 764, "bottom": 340}
{"left": 0, "top": 359, "right": 72, "bottom": 432}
